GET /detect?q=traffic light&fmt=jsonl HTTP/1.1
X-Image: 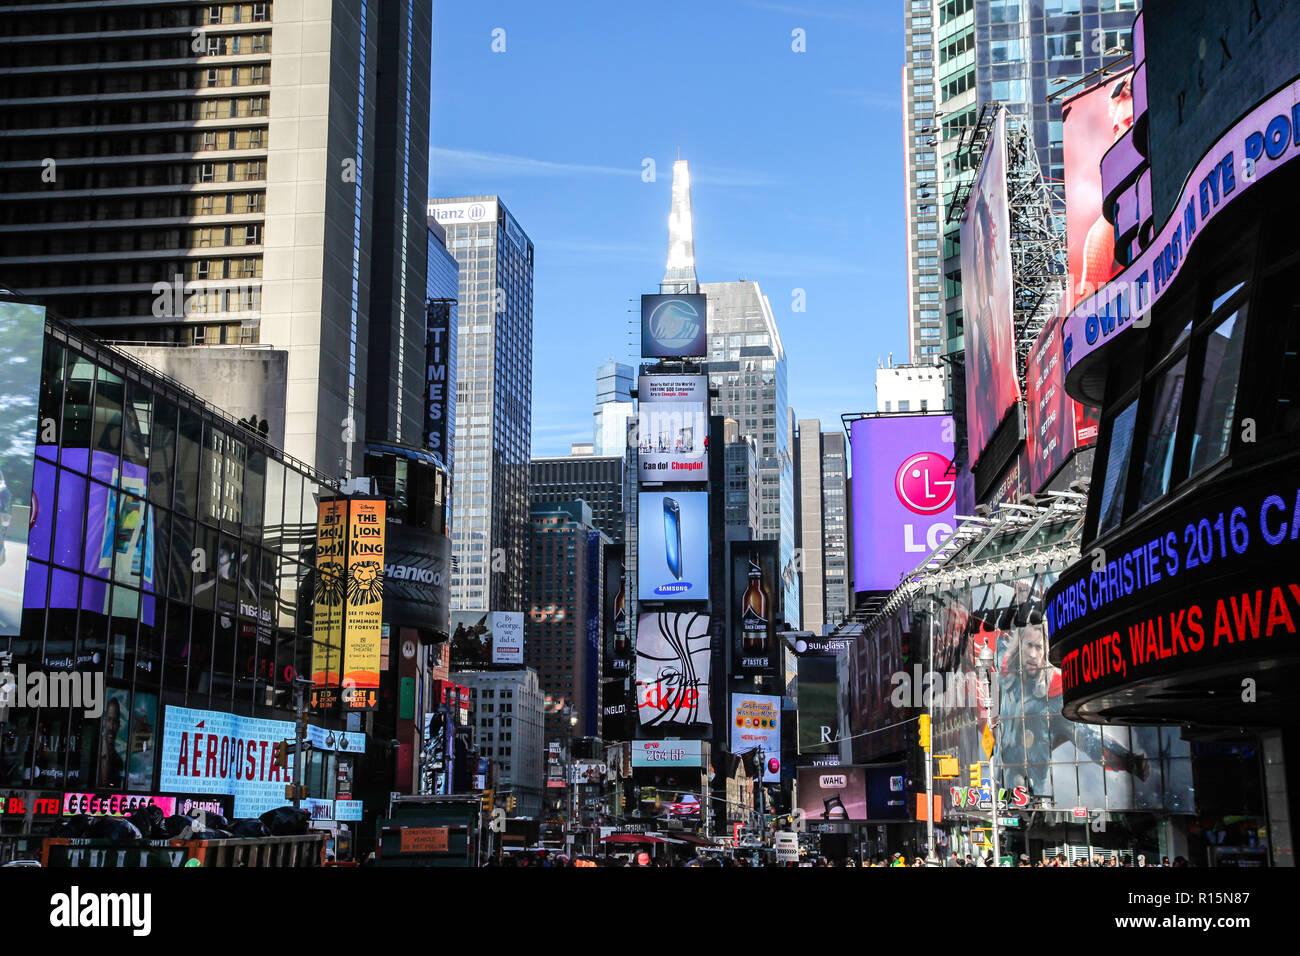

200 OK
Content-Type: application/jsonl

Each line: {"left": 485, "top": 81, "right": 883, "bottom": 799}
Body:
{"left": 483, "top": 788, "right": 494, "bottom": 816}
{"left": 507, "top": 795, "right": 517, "bottom": 813}
{"left": 918, "top": 714, "right": 931, "bottom": 751}
{"left": 271, "top": 741, "right": 288, "bottom": 771}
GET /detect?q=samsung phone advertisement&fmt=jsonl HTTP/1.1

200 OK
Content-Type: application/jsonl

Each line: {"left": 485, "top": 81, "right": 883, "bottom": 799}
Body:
{"left": 637, "top": 491, "right": 709, "bottom": 602}
{"left": 602, "top": 544, "right": 629, "bottom": 677}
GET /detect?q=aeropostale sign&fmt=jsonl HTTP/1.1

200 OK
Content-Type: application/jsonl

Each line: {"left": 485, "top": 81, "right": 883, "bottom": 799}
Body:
{"left": 159, "top": 705, "right": 364, "bottom": 818}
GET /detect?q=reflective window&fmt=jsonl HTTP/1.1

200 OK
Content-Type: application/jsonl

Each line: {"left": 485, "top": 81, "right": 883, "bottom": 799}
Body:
{"left": 1137, "top": 357, "right": 1187, "bottom": 508}
{"left": 1097, "top": 399, "right": 1137, "bottom": 535}
{"left": 1189, "top": 309, "right": 1247, "bottom": 475}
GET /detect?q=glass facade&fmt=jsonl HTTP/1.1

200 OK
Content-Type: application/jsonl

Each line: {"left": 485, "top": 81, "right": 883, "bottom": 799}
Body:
{"left": 701, "top": 280, "right": 799, "bottom": 626}
{"left": 432, "top": 197, "right": 533, "bottom": 613}
{"left": 1, "top": 324, "right": 349, "bottom": 798}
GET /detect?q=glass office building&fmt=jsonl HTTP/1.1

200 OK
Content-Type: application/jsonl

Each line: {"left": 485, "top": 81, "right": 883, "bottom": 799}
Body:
{"left": 427, "top": 197, "right": 533, "bottom": 613}
{"left": 903, "top": 0, "right": 1142, "bottom": 360}
{"left": 702, "top": 280, "right": 799, "bottom": 627}
{"left": 1, "top": 316, "right": 357, "bottom": 804}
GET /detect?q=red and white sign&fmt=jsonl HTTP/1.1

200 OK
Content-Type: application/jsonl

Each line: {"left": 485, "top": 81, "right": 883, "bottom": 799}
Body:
{"left": 895, "top": 451, "right": 956, "bottom": 516}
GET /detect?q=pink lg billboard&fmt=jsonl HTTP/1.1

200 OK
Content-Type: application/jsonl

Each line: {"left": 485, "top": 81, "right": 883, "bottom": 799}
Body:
{"left": 851, "top": 414, "right": 956, "bottom": 594}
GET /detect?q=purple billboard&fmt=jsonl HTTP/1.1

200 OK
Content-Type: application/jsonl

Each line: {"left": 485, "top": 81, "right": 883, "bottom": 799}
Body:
{"left": 850, "top": 415, "right": 956, "bottom": 594}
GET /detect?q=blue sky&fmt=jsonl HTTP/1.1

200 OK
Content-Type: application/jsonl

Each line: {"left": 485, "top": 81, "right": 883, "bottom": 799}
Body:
{"left": 430, "top": 0, "right": 908, "bottom": 457}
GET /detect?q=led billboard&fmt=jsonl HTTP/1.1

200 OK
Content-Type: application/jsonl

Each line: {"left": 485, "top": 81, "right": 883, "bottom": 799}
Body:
{"left": 729, "top": 540, "right": 778, "bottom": 674}
{"left": 730, "top": 693, "right": 781, "bottom": 782}
{"left": 641, "top": 293, "right": 707, "bottom": 358}
{"left": 850, "top": 415, "right": 956, "bottom": 594}
{"left": 1062, "top": 69, "right": 1135, "bottom": 310}
{"left": 637, "top": 491, "right": 708, "bottom": 602}
{"left": 636, "top": 374, "right": 709, "bottom": 483}
{"left": 960, "top": 108, "right": 1021, "bottom": 468}
{"left": 0, "top": 301, "right": 45, "bottom": 636}
{"left": 635, "top": 611, "right": 711, "bottom": 728}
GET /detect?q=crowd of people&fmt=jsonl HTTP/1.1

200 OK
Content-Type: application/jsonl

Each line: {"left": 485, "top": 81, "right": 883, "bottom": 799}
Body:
{"left": 482, "top": 849, "right": 1192, "bottom": 867}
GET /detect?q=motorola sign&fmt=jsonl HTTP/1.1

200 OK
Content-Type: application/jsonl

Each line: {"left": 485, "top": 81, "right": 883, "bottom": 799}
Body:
{"left": 641, "top": 293, "right": 707, "bottom": 358}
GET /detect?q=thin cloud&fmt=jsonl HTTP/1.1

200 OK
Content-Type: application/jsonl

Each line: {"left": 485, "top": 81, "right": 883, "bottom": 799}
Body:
{"left": 431, "top": 147, "right": 635, "bottom": 179}
{"left": 831, "top": 88, "right": 902, "bottom": 112}
{"left": 432, "top": 147, "right": 775, "bottom": 189}
{"left": 738, "top": 0, "right": 884, "bottom": 25}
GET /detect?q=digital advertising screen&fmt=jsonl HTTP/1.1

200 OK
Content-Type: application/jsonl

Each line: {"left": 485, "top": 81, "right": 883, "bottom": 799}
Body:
{"left": 1062, "top": 69, "right": 1135, "bottom": 310}
{"left": 602, "top": 544, "right": 629, "bottom": 677}
{"left": 849, "top": 415, "right": 956, "bottom": 594}
{"left": 637, "top": 491, "right": 709, "bottom": 602}
{"left": 729, "top": 539, "right": 778, "bottom": 674}
{"left": 797, "top": 766, "right": 867, "bottom": 822}
{"left": 0, "top": 301, "right": 45, "bottom": 636}
{"left": 635, "top": 611, "right": 711, "bottom": 728}
{"left": 730, "top": 693, "right": 781, "bottom": 782}
{"left": 640, "top": 293, "right": 707, "bottom": 358}
{"left": 960, "top": 108, "right": 1021, "bottom": 468}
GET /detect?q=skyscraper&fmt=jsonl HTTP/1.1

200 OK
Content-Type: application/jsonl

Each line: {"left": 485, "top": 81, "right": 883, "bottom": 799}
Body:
{"left": 0, "top": 0, "right": 435, "bottom": 478}
{"left": 593, "top": 361, "right": 635, "bottom": 457}
{"left": 794, "top": 421, "right": 851, "bottom": 635}
{"left": 530, "top": 453, "right": 625, "bottom": 544}
{"left": 702, "top": 280, "right": 799, "bottom": 627}
{"left": 903, "top": 0, "right": 1141, "bottom": 362}
{"left": 523, "top": 501, "right": 607, "bottom": 740}
{"left": 428, "top": 196, "right": 533, "bottom": 613}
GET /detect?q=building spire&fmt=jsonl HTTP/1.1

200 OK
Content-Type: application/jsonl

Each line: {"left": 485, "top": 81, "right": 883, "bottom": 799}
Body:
{"left": 660, "top": 159, "right": 699, "bottom": 294}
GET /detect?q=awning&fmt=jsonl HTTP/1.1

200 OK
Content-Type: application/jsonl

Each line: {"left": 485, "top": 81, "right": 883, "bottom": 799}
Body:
{"left": 662, "top": 833, "right": 715, "bottom": 847}
{"left": 601, "top": 834, "right": 669, "bottom": 844}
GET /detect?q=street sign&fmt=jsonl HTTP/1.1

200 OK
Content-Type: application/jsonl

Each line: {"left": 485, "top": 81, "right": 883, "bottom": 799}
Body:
{"left": 934, "top": 754, "right": 959, "bottom": 778}
{"left": 1072, "top": 806, "right": 1087, "bottom": 818}
{"left": 998, "top": 816, "right": 1020, "bottom": 827}
{"left": 981, "top": 724, "right": 995, "bottom": 759}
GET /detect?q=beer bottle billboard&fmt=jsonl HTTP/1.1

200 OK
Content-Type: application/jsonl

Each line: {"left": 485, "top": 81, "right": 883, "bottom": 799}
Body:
{"left": 731, "top": 539, "right": 777, "bottom": 674}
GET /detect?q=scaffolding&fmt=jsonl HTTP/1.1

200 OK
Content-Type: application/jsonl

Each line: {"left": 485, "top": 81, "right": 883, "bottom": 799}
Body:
{"left": 947, "top": 103, "right": 1067, "bottom": 396}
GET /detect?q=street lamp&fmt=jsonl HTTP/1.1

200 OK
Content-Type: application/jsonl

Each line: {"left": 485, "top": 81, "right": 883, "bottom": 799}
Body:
{"left": 976, "top": 642, "right": 1001, "bottom": 867}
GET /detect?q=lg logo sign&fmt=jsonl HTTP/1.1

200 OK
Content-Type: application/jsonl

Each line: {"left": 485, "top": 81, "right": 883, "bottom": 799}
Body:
{"left": 897, "top": 450, "right": 955, "bottom": 553}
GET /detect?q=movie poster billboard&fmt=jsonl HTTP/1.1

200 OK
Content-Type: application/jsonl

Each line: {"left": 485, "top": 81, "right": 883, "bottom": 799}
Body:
{"left": 342, "top": 498, "right": 385, "bottom": 709}
{"left": 637, "top": 491, "right": 709, "bottom": 602}
{"left": 1025, "top": 309, "right": 1100, "bottom": 492}
{"left": 960, "top": 108, "right": 1021, "bottom": 468}
{"left": 730, "top": 694, "right": 781, "bottom": 782}
{"left": 640, "top": 293, "right": 707, "bottom": 358}
{"left": 0, "top": 301, "right": 45, "bottom": 637}
{"left": 635, "top": 612, "right": 711, "bottom": 728}
{"left": 636, "top": 375, "right": 708, "bottom": 483}
{"left": 602, "top": 544, "right": 629, "bottom": 678}
{"left": 311, "top": 499, "right": 347, "bottom": 697}
{"left": 849, "top": 415, "right": 956, "bottom": 594}
{"left": 924, "top": 572, "right": 1194, "bottom": 817}
{"left": 1063, "top": 68, "right": 1136, "bottom": 310}
{"left": 729, "top": 539, "right": 778, "bottom": 674}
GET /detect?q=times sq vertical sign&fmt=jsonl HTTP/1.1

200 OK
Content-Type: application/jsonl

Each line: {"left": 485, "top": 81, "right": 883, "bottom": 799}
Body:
{"left": 426, "top": 298, "right": 456, "bottom": 474}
